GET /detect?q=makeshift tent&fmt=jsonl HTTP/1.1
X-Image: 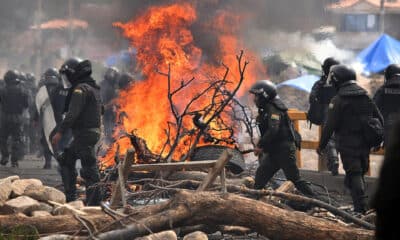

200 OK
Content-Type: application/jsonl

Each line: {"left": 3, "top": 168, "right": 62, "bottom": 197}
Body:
{"left": 277, "top": 75, "right": 319, "bottom": 93}
{"left": 357, "top": 34, "right": 400, "bottom": 74}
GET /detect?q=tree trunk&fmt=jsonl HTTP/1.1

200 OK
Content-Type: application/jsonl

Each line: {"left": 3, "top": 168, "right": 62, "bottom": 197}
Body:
{"left": 98, "top": 191, "right": 373, "bottom": 240}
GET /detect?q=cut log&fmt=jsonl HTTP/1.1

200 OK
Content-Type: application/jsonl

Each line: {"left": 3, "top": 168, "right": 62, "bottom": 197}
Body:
{"left": 97, "top": 190, "right": 373, "bottom": 240}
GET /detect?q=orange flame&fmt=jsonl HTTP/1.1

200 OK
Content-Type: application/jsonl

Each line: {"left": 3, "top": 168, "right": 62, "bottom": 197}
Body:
{"left": 101, "top": 2, "right": 265, "bottom": 166}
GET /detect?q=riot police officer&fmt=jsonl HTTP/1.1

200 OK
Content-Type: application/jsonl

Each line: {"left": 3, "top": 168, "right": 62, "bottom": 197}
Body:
{"left": 100, "top": 67, "right": 119, "bottom": 143}
{"left": 309, "top": 57, "right": 340, "bottom": 175}
{"left": 21, "top": 72, "right": 39, "bottom": 154}
{"left": 51, "top": 58, "right": 103, "bottom": 205}
{"left": 373, "top": 64, "right": 400, "bottom": 146}
{"left": 317, "top": 65, "right": 383, "bottom": 213}
{"left": 249, "top": 80, "right": 315, "bottom": 197}
{"left": 0, "top": 70, "right": 29, "bottom": 167}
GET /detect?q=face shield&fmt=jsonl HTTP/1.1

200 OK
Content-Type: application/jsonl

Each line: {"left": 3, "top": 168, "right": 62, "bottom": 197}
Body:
{"left": 60, "top": 73, "right": 71, "bottom": 89}
{"left": 325, "top": 70, "right": 332, "bottom": 86}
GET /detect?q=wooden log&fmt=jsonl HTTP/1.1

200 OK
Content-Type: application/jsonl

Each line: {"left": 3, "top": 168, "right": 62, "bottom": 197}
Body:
{"left": 110, "top": 148, "right": 135, "bottom": 209}
{"left": 97, "top": 191, "right": 373, "bottom": 240}
{"left": 130, "top": 161, "right": 217, "bottom": 172}
{"left": 0, "top": 214, "right": 115, "bottom": 234}
{"left": 136, "top": 179, "right": 374, "bottom": 230}
{"left": 197, "top": 150, "right": 232, "bottom": 191}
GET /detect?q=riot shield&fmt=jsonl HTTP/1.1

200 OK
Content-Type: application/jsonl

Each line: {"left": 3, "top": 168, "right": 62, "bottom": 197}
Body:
{"left": 35, "top": 86, "right": 57, "bottom": 154}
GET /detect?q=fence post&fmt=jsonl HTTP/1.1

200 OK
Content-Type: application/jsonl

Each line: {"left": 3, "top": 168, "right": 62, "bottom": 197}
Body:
{"left": 293, "top": 119, "right": 302, "bottom": 168}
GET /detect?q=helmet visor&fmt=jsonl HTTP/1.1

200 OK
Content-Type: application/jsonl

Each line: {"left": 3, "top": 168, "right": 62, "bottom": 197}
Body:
{"left": 326, "top": 70, "right": 334, "bottom": 86}
{"left": 61, "top": 73, "right": 71, "bottom": 88}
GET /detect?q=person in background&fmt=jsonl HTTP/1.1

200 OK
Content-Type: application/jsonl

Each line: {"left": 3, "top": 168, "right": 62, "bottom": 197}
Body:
{"left": 373, "top": 64, "right": 400, "bottom": 147}
{"left": 0, "top": 70, "right": 29, "bottom": 167}
{"left": 100, "top": 67, "right": 119, "bottom": 144}
{"left": 317, "top": 65, "right": 383, "bottom": 213}
{"left": 308, "top": 57, "right": 340, "bottom": 175}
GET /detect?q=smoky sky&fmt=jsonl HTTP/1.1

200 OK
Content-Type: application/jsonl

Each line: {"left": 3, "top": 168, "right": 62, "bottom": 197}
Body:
{"left": 0, "top": 0, "right": 337, "bottom": 76}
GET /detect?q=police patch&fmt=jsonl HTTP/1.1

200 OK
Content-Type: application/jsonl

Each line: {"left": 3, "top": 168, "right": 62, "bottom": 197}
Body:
{"left": 271, "top": 114, "right": 280, "bottom": 120}
{"left": 329, "top": 103, "right": 334, "bottom": 109}
{"left": 74, "top": 89, "right": 83, "bottom": 94}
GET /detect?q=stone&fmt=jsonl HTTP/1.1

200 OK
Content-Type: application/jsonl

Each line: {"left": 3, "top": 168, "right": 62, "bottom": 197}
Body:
{"left": 137, "top": 230, "right": 177, "bottom": 240}
{"left": 0, "top": 178, "right": 13, "bottom": 205}
{"left": 242, "top": 177, "right": 255, "bottom": 189}
{"left": 24, "top": 185, "right": 66, "bottom": 204}
{"left": 31, "top": 210, "right": 52, "bottom": 217}
{"left": 183, "top": 231, "right": 208, "bottom": 240}
{"left": 39, "top": 234, "right": 72, "bottom": 240}
{"left": 0, "top": 175, "right": 20, "bottom": 183}
{"left": 11, "top": 179, "right": 43, "bottom": 197}
{"left": 1, "top": 196, "right": 40, "bottom": 214}
{"left": 37, "top": 202, "right": 54, "bottom": 213}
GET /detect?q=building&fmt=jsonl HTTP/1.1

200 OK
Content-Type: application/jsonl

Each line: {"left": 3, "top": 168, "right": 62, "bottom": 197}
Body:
{"left": 327, "top": 0, "right": 400, "bottom": 49}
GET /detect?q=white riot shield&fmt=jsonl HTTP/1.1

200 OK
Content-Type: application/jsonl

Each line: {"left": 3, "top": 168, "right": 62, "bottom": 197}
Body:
{"left": 36, "top": 86, "right": 57, "bottom": 154}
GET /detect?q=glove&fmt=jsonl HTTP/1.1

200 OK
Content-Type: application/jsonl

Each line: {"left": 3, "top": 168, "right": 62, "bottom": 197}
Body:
{"left": 316, "top": 147, "right": 323, "bottom": 156}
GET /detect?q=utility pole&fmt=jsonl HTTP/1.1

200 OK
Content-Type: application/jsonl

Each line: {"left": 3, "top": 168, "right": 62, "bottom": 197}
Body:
{"left": 35, "top": 0, "right": 43, "bottom": 82}
{"left": 380, "top": 0, "right": 385, "bottom": 33}
{"left": 68, "top": 0, "right": 74, "bottom": 57}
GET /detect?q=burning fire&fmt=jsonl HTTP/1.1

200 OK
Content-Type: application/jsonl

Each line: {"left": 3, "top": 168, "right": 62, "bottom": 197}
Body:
{"left": 101, "top": 2, "right": 265, "bottom": 166}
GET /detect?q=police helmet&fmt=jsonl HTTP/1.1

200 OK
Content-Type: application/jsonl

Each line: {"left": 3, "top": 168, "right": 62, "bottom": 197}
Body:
{"left": 104, "top": 67, "right": 119, "bottom": 82}
{"left": 118, "top": 72, "right": 133, "bottom": 89}
{"left": 42, "top": 68, "right": 60, "bottom": 86}
{"left": 322, "top": 57, "right": 340, "bottom": 76}
{"left": 25, "top": 73, "right": 36, "bottom": 83}
{"left": 384, "top": 64, "right": 400, "bottom": 84}
{"left": 4, "top": 70, "right": 21, "bottom": 85}
{"left": 328, "top": 65, "right": 356, "bottom": 89}
{"left": 59, "top": 57, "right": 92, "bottom": 84}
{"left": 249, "top": 80, "right": 277, "bottom": 107}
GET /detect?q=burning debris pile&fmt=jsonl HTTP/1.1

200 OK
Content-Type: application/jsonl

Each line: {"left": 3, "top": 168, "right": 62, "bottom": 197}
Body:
{"left": 100, "top": 2, "right": 264, "bottom": 168}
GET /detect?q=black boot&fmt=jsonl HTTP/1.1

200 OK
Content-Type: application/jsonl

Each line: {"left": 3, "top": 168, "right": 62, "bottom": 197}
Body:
{"left": 294, "top": 180, "right": 315, "bottom": 197}
{"left": 0, "top": 155, "right": 9, "bottom": 166}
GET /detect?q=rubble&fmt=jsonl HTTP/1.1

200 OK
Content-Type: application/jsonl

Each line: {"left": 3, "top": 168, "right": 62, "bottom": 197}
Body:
{"left": 11, "top": 178, "right": 43, "bottom": 197}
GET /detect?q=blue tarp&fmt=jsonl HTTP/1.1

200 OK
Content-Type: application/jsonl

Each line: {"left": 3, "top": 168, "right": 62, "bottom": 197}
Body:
{"left": 277, "top": 75, "right": 319, "bottom": 93}
{"left": 357, "top": 34, "right": 400, "bottom": 74}
{"left": 105, "top": 48, "right": 137, "bottom": 67}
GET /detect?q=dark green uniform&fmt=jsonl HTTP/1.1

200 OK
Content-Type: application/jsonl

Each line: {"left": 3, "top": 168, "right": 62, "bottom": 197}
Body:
{"left": 0, "top": 84, "right": 29, "bottom": 167}
{"left": 319, "top": 82, "right": 383, "bottom": 213}
{"left": 255, "top": 98, "right": 314, "bottom": 196}
{"left": 57, "top": 77, "right": 102, "bottom": 205}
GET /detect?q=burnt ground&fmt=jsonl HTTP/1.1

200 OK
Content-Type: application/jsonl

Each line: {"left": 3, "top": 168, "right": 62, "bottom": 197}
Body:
{"left": 0, "top": 154, "right": 61, "bottom": 187}
{"left": 0, "top": 154, "right": 375, "bottom": 239}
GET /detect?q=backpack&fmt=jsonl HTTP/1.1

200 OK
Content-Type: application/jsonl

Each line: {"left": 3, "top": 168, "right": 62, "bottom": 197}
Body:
{"left": 359, "top": 101, "right": 384, "bottom": 148}
{"left": 307, "top": 101, "right": 324, "bottom": 125}
{"left": 283, "top": 112, "right": 302, "bottom": 150}
{"left": 307, "top": 84, "right": 336, "bottom": 126}
{"left": 361, "top": 116, "right": 384, "bottom": 148}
